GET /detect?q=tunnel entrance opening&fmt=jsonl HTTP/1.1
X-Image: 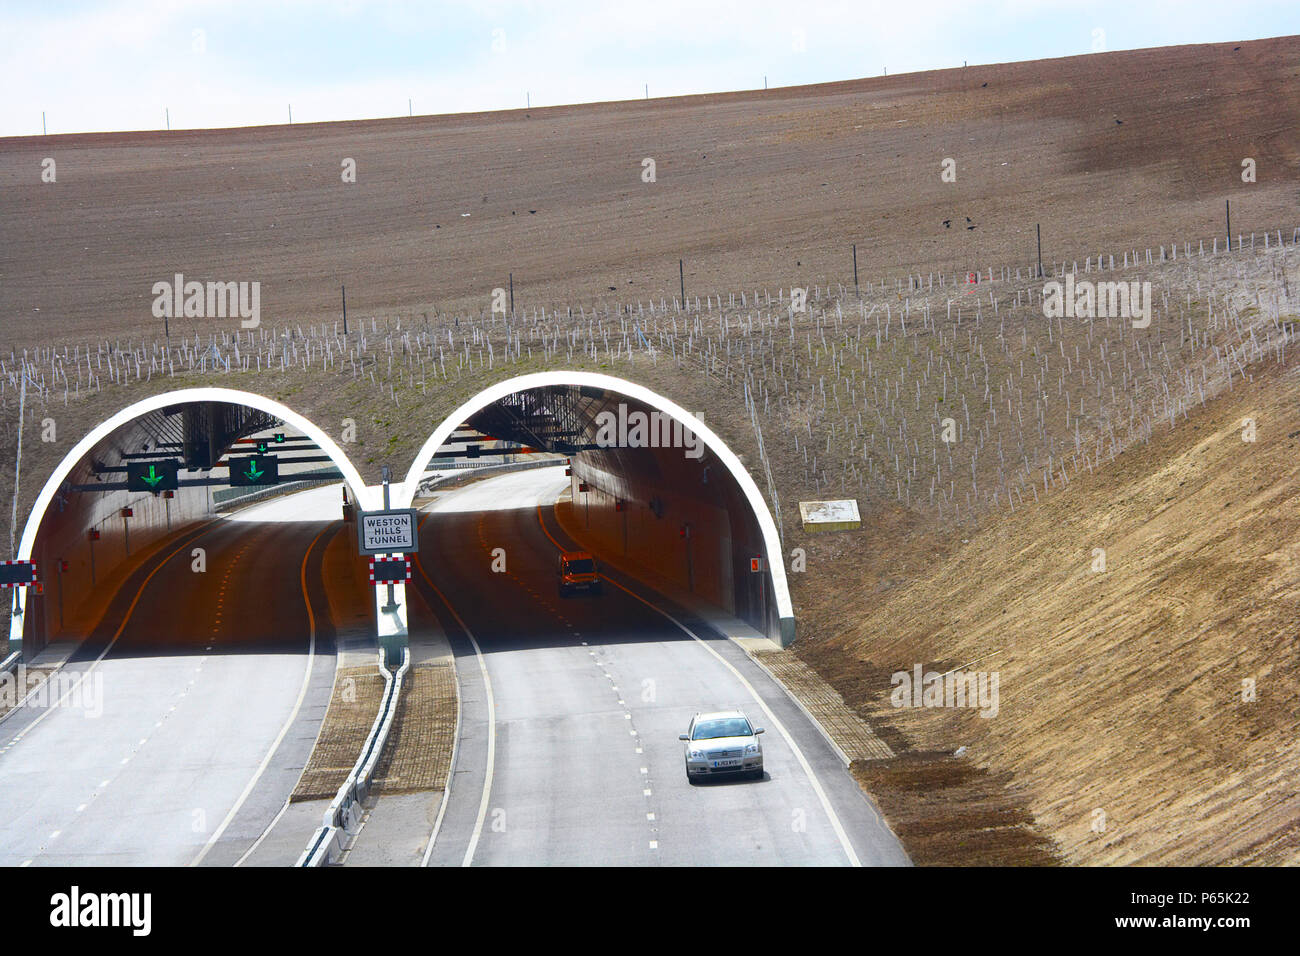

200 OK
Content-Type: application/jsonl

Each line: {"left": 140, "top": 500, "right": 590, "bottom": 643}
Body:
{"left": 0, "top": 389, "right": 385, "bottom": 868}
{"left": 400, "top": 372, "right": 793, "bottom": 649}
{"left": 8, "top": 388, "right": 374, "bottom": 662}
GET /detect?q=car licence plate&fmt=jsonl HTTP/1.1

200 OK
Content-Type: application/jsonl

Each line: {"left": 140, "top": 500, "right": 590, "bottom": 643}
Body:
{"left": 712, "top": 759, "right": 742, "bottom": 768}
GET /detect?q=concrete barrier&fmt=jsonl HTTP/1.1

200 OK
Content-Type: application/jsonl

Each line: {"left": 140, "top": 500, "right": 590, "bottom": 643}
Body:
{"left": 297, "top": 645, "right": 410, "bottom": 867}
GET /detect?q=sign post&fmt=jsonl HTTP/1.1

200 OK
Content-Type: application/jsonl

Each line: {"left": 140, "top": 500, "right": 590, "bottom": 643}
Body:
{"left": 364, "top": 466, "right": 415, "bottom": 662}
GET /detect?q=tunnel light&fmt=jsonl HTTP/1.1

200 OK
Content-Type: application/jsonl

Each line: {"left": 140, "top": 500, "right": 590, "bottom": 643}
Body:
{"left": 88, "top": 529, "right": 100, "bottom": 541}
{"left": 120, "top": 508, "right": 134, "bottom": 518}
{"left": 750, "top": 557, "right": 765, "bottom": 573}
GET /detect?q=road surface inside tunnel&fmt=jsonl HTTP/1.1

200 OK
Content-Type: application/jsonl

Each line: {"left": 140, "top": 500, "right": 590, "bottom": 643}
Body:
{"left": 411, "top": 466, "right": 908, "bottom": 866}
{"left": 0, "top": 483, "right": 347, "bottom": 866}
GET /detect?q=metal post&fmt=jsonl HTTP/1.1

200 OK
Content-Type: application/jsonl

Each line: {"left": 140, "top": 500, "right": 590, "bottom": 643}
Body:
{"left": 1226, "top": 200, "right": 1231, "bottom": 251}
{"left": 509, "top": 273, "right": 514, "bottom": 315}
{"left": 1036, "top": 223, "right": 1043, "bottom": 279}
{"left": 381, "top": 466, "right": 397, "bottom": 612}
{"left": 342, "top": 284, "right": 348, "bottom": 335}
{"left": 685, "top": 527, "right": 694, "bottom": 592}
{"left": 679, "top": 259, "right": 685, "bottom": 307}
{"left": 123, "top": 515, "right": 129, "bottom": 557}
{"left": 165, "top": 494, "right": 171, "bottom": 531}
{"left": 853, "top": 244, "right": 859, "bottom": 296}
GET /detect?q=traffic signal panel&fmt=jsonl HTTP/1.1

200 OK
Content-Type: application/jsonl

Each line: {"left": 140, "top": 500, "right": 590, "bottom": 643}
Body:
{"left": 229, "top": 455, "right": 279, "bottom": 487}
{"left": 127, "top": 459, "right": 180, "bottom": 492}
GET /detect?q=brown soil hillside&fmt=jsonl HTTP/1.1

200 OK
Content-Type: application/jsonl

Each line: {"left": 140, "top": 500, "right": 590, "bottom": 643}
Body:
{"left": 799, "top": 353, "right": 1300, "bottom": 865}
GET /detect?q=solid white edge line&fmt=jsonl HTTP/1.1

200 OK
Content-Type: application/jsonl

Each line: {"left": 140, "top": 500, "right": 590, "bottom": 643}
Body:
{"left": 416, "top": 510, "right": 462, "bottom": 868}
{"left": 1, "top": 526, "right": 215, "bottom": 740}
{"left": 188, "top": 521, "right": 328, "bottom": 867}
{"left": 233, "top": 798, "right": 291, "bottom": 867}
{"left": 458, "top": 626, "right": 494, "bottom": 867}
{"left": 603, "top": 575, "right": 861, "bottom": 867}
{"left": 408, "top": 508, "right": 495, "bottom": 868}
{"left": 534, "top": 500, "right": 862, "bottom": 868}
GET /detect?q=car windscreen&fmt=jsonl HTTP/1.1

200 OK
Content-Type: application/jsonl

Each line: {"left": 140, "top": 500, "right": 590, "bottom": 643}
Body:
{"left": 566, "top": 559, "right": 595, "bottom": 574}
{"left": 692, "top": 718, "right": 751, "bottom": 740}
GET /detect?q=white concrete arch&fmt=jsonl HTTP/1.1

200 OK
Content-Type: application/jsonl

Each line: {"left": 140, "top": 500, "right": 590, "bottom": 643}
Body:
{"left": 10, "top": 387, "right": 378, "bottom": 645}
{"left": 398, "top": 371, "right": 794, "bottom": 633}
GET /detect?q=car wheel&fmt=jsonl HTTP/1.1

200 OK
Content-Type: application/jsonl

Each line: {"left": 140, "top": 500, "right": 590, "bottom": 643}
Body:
{"left": 685, "top": 764, "right": 697, "bottom": 785}
{"left": 750, "top": 768, "right": 763, "bottom": 780}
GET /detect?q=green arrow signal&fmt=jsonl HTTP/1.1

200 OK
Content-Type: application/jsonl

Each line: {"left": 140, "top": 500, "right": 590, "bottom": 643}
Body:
{"left": 141, "top": 465, "right": 163, "bottom": 488}
{"left": 244, "top": 459, "right": 265, "bottom": 482}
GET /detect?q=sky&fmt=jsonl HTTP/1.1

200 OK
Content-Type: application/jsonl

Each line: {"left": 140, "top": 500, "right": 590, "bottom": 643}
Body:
{"left": 2, "top": 0, "right": 1298, "bottom": 137}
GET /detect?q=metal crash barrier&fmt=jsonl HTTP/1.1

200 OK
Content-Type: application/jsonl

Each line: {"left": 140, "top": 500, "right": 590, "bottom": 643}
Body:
{"left": 296, "top": 645, "right": 410, "bottom": 866}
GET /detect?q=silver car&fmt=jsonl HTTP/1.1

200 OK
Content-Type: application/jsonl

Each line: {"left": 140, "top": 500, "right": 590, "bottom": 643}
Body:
{"left": 680, "top": 710, "right": 765, "bottom": 782}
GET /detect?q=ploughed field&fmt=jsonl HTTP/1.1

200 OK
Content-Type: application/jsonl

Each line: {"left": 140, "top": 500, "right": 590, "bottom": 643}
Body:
{"left": 1, "top": 37, "right": 1298, "bottom": 348}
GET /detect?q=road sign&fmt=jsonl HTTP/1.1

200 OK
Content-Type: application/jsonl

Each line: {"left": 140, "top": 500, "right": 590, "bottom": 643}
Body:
{"left": 0, "top": 560, "right": 38, "bottom": 588}
{"left": 127, "top": 459, "right": 180, "bottom": 492}
{"left": 368, "top": 555, "right": 412, "bottom": 584}
{"left": 358, "top": 509, "right": 419, "bottom": 555}
{"left": 229, "top": 454, "right": 279, "bottom": 487}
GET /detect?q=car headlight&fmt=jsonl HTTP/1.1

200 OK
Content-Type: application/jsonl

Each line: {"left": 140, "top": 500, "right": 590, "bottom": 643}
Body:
{"left": 744, "top": 743, "right": 760, "bottom": 755}
{"left": 689, "top": 750, "right": 705, "bottom": 759}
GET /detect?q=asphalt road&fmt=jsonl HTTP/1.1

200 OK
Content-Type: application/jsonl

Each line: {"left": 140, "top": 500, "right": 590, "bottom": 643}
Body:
{"left": 0, "top": 484, "right": 343, "bottom": 866}
{"left": 413, "top": 467, "right": 910, "bottom": 867}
